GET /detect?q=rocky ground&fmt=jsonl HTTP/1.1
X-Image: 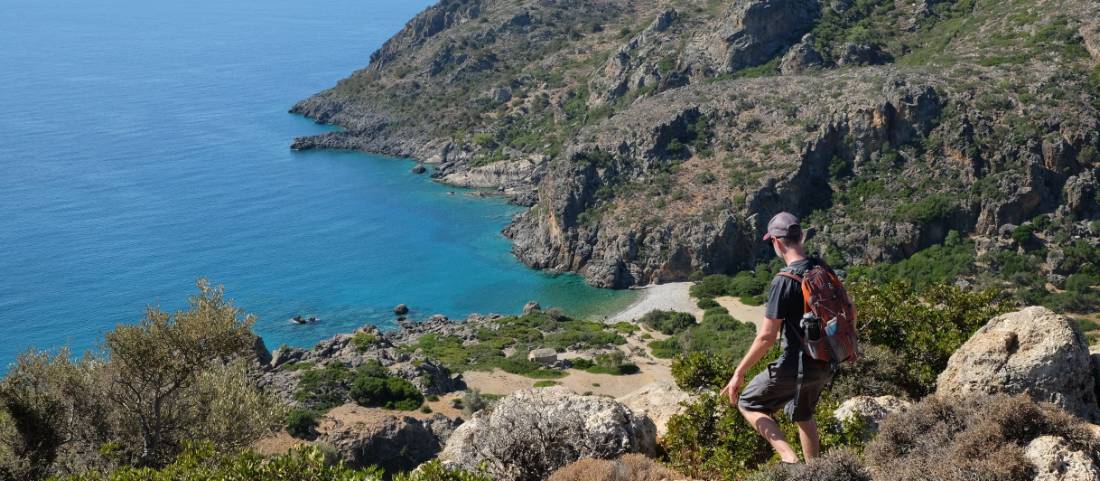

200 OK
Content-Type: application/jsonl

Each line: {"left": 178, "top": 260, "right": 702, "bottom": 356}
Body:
{"left": 250, "top": 301, "right": 1100, "bottom": 480}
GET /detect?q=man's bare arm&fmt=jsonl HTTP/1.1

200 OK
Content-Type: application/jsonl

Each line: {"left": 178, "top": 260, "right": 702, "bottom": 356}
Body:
{"left": 719, "top": 317, "right": 782, "bottom": 403}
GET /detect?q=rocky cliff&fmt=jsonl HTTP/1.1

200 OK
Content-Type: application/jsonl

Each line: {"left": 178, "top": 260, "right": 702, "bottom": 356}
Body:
{"left": 292, "top": 0, "right": 1100, "bottom": 287}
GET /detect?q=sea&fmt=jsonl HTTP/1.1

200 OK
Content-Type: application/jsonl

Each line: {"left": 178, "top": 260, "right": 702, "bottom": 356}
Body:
{"left": 0, "top": 0, "right": 637, "bottom": 368}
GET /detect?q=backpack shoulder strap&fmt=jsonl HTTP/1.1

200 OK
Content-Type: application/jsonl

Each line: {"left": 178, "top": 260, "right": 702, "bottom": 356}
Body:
{"left": 777, "top": 271, "right": 802, "bottom": 282}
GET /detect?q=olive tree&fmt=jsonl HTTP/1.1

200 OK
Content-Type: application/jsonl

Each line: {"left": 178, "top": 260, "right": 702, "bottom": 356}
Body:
{"left": 102, "top": 279, "right": 259, "bottom": 466}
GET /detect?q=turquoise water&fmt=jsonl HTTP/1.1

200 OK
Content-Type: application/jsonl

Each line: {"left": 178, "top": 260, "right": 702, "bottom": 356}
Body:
{"left": 0, "top": 0, "right": 636, "bottom": 367}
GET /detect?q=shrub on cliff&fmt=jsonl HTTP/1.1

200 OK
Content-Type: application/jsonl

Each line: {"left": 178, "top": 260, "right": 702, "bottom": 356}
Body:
{"left": 349, "top": 375, "right": 423, "bottom": 410}
{"left": 864, "top": 394, "right": 1100, "bottom": 481}
{"left": 285, "top": 409, "right": 319, "bottom": 439}
{"left": 846, "top": 280, "right": 1007, "bottom": 397}
{"left": 0, "top": 281, "right": 284, "bottom": 478}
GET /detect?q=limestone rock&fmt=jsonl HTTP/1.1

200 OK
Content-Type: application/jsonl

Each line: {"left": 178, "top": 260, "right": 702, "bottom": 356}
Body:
{"left": 616, "top": 381, "right": 693, "bottom": 437}
{"left": 1024, "top": 435, "right": 1100, "bottom": 481}
{"left": 270, "top": 345, "right": 306, "bottom": 369}
{"left": 832, "top": 395, "right": 910, "bottom": 436}
{"left": 936, "top": 306, "right": 1100, "bottom": 422}
{"left": 523, "top": 300, "right": 541, "bottom": 314}
{"left": 318, "top": 404, "right": 459, "bottom": 472}
{"left": 527, "top": 348, "right": 557, "bottom": 365}
{"left": 439, "top": 387, "right": 657, "bottom": 481}
{"left": 780, "top": 34, "right": 824, "bottom": 74}
{"left": 690, "top": 0, "right": 821, "bottom": 73}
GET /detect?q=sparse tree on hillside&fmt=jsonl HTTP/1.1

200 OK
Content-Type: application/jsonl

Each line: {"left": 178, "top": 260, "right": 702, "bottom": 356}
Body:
{"left": 102, "top": 279, "right": 257, "bottom": 466}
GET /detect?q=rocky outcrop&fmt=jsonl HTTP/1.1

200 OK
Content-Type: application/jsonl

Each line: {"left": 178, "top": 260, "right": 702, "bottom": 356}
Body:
{"left": 290, "top": 0, "right": 1100, "bottom": 288}
{"left": 936, "top": 306, "right": 1100, "bottom": 422}
{"left": 616, "top": 381, "right": 692, "bottom": 437}
{"left": 258, "top": 323, "right": 469, "bottom": 404}
{"left": 832, "top": 395, "right": 910, "bottom": 437}
{"left": 688, "top": 0, "right": 821, "bottom": 73}
{"left": 1024, "top": 435, "right": 1100, "bottom": 481}
{"left": 317, "top": 404, "right": 461, "bottom": 472}
{"left": 780, "top": 34, "right": 824, "bottom": 74}
{"left": 439, "top": 387, "right": 657, "bottom": 481}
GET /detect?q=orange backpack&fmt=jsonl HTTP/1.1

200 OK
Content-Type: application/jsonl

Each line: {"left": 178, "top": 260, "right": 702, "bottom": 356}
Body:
{"left": 778, "top": 264, "right": 859, "bottom": 363}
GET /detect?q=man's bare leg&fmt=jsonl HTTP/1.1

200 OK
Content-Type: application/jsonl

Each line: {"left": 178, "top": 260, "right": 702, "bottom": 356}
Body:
{"left": 796, "top": 420, "right": 820, "bottom": 460}
{"left": 739, "top": 407, "right": 799, "bottom": 463}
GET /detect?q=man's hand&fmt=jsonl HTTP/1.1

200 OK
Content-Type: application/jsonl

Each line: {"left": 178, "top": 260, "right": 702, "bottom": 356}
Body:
{"left": 718, "top": 370, "right": 745, "bottom": 405}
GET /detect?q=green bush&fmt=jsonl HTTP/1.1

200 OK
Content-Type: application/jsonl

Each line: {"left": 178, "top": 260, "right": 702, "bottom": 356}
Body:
{"left": 585, "top": 351, "right": 639, "bottom": 375}
{"left": 639, "top": 310, "right": 696, "bottom": 335}
{"left": 848, "top": 281, "right": 1007, "bottom": 397}
{"left": 671, "top": 351, "right": 738, "bottom": 390}
{"left": 348, "top": 375, "right": 423, "bottom": 410}
{"left": 294, "top": 363, "right": 354, "bottom": 412}
{"left": 285, "top": 409, "right": 318, "bottom": 439}
{"left": 533, "top": 380, "right": 558, "bottom": 388}
{"left": 351, "top": 332, "right": 378, "bottom": 353}
{"left": 648, "top": 339, "right": 681, "bottom": 359}
{"left": 697, "top": 298, "right": 720, "bottom": 309}
{"left": 570, "top": 358, "right": 595, "bottom": 369}
{"left": 393, "top": 459, "right": 492, "bottom": 481}
{"left": 57, "top": 442, "right": 383, "bottom": 481}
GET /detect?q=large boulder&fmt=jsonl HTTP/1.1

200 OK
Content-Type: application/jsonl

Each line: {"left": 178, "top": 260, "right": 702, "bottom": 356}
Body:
{"left": 832, "top": 395, "right": 910, "bottom": 437}
{"left": 318, "top": 404, "right": 460, "bottom": 473}
{"left": 936, "top": 306, "right": 1100, "bottom": 422}
{"left": 1024, "top": 435, "right": 1100, "bottom": 481}
{"left": 616, "top": 381, "right": 693, "bottom": 437}
{"left": 439, "top": 387, "right": 657, "bottom": 481}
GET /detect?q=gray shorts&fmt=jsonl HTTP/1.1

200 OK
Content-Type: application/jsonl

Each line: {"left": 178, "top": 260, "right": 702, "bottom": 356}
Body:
{"left": 737, "top": 351, "right": 834, "bottom": 422}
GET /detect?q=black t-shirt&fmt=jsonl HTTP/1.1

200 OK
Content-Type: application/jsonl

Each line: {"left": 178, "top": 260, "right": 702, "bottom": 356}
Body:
{"left": 765, "top": 258, "right": 817, "bottom": 354}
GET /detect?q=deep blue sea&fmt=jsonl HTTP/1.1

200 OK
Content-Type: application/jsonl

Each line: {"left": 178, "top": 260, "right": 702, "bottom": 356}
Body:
{"left": 0, "top": 0, "right": 636, "bottom": 368}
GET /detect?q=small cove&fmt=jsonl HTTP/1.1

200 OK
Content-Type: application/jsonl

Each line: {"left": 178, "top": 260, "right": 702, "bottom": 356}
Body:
{"left": 0, "top": 0, "right": 637, "bottom": 367}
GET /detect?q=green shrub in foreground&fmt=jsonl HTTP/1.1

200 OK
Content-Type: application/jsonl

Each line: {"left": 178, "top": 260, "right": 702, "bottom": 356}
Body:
{"left": 55, "top": 442, "right": 382, "bottom": 481}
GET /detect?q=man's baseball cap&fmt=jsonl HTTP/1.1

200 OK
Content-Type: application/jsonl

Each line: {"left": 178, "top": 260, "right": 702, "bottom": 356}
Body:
{"left": 762, "top": 212, "right": 802, "bottom": 241}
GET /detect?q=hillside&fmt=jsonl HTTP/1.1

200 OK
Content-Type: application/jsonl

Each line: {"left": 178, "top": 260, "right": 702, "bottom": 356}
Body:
{"left": 291, "top": 0, "right": 1100, "bottom": 289}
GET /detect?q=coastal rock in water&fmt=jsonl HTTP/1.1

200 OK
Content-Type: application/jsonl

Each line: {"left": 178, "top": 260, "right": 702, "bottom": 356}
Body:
{"left": 833, "top": 395, "right": 910, "bottom": 437}
{"left": 522, "top": 300, "right": 541, "bottom": 314}
{"left": 616, "top": 381, "right": 693, "bottom": 437}
{"left": 410, "top": 164, "right": 426, "bottom": 174}
{"left": 317, "top": 404, "right": 460, "bottom": 472}
{"left": 439, "top": 387, "right": 657, "bottom": 481}
{"left": 1024, "top": 435, "right": 1100, "bottom": 481}
{"left": 936, "top": 306, "right": 1100, "bottom": 422}
{"left": 394, "top": 303, "right": 410, "bottom": 315}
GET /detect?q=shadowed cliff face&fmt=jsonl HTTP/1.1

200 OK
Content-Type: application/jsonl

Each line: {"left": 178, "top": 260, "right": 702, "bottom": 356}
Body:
{"left": 292, "top": 0, "right": 1100, "bottom": 287}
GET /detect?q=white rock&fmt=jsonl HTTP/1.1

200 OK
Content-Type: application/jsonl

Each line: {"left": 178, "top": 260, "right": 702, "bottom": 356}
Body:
{"left": 1024, "top": 435, "right": 1100, "bottom": 481}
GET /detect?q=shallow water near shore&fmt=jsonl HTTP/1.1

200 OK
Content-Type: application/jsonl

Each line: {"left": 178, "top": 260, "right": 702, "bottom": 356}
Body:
{"left": 0, "top": 0, "right": 637, "bottom": 367}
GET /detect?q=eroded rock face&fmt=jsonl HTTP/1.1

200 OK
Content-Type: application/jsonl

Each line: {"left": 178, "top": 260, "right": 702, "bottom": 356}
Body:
{"left": 439, "top": 387, "right": 657, "bottom": 481}
{"left": 1024, "top": 435, "right": 1100, "bottom": 481}
{"left": 936, "top": 306, "right": 1100, "bottom": 422}
{"left": 318, "top": 404, "right": 461, "bottom": 472}
{"left": 690, "top": 0, "right": 821, "bottom": 73}
{"left": 616, "top": 381, "right": 692, "bottom": 437}
{"left": 832, "top": 395, "right": 910, "bottom": 437}
{"left": 780, "top": 34, "right": 824, "bottom": 74}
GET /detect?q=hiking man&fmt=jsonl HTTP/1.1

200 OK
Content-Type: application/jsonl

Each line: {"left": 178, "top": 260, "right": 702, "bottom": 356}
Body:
{"left": 719, "top": 212, "right": 846, "bottom": 464}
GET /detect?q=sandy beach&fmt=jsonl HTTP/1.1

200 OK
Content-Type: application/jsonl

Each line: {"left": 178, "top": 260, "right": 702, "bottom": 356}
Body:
{"left": 608, "top": 282, "right": 703, "bottom": 322}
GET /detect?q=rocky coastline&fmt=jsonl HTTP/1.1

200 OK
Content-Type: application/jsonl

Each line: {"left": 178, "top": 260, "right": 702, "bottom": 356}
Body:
{"left": 288, "top": 0, "right": 1100, "bottom": 289}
